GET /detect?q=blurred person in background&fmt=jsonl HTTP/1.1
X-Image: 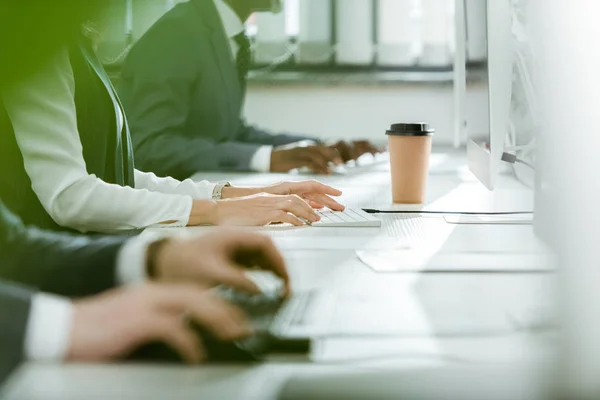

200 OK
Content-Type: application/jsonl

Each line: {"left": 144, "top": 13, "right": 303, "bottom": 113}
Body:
{"left": 118, "top": 0, "right": 383, "bottom": 178}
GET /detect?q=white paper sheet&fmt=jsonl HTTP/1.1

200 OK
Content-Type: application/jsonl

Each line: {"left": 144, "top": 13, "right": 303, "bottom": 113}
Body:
{"left": 356, "top": 250, "right": 555, "bottom": 273}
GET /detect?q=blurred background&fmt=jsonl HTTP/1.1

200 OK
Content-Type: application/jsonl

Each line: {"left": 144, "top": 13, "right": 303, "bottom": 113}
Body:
{"left": 96, "top": 0, "right": 491, "bottom": 145}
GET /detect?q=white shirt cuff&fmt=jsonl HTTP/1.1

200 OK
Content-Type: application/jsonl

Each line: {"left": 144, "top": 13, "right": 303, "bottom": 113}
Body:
{"left": 25, "top": 293, "right": 73, "bottom": 362}
{"left": 249, "top": 145, "right": 273, "bottom": 172}
{"left": 117, "top": 233, "right": 164, "bottom": 285}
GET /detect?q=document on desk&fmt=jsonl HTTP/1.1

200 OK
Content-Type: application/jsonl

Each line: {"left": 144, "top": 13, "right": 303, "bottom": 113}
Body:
{"left": 356, "top": 250, "right": 556, "bottom": 273}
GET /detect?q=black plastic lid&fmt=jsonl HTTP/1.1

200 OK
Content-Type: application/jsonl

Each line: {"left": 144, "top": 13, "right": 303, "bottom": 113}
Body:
{"left": 386, "top": 123, "right": 435, "bottom": 137}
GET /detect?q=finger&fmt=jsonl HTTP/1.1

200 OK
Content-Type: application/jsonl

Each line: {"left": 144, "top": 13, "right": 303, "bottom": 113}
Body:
{"left": 309, "top": 162, "right": 331, "bottom": 175}
{"left": 280, "top": 196, "right": 319, "bottom": 222}
{"left": 355, "top": 141, "right": 379, "bottom": 156}
{"left": 298, "top": 153, "right": 329, "bottom": 174}
{"left": 349, "top": 142, "right": 367, "bottom": 158}
{"left": 146, "top": 315, "right": 203, "bottom": 365}
{"left": 269, "top": 210, "right": 305, "bottom": 226}
{"left": 308, "top": 200, "right": 325, "bottom": 209}
{"left": 304, "top": 193, "right": 345, "bottom": 211}
{"left": 305, "top": 180, "right": 343, "bottom": 196}
{"left": 278, "top": 211, "right": 312, "bottom": 226}
{"left": 361, "top": 141, "right": 383, "bottom": 154}
{"left": 227, "top": 233, "right": 290, "bottom": 288}
{"left": 346, "top": 141, "right": 362, "bottom": 160}
{"left": 300, "top": 152, "right": 331, "bottom": 174}
{"left": 186, "top": 294, "right": 253, "bottom": 341}
{"left": 333, "top": 141, "right": 353, "bottom": 162}
{"left": 213, "top": 265, "right": 262, "bottom": 294}
{"left": 307, "top": 161, "right": 332, "bottom": 175}
{"left": 315, "top": 145, "right": 343, "bottom": 165}
{"left": 146, "top": 284, "right": 207, "bottom": 310}
{"left": 333, "top": 141, "right": 358, "bottom": 161}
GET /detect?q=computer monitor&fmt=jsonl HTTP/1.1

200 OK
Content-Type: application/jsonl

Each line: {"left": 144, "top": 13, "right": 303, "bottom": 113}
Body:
{"left": 530, "top": 1, "right": 600, "bottom": 397}
{"left": 454, "top": 0, "right": 513, "bottom": 190}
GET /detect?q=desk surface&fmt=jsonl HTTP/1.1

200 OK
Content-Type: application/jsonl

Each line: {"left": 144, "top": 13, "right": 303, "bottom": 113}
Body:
{"left": 2, "top": 152, "right": 553, "bottom": 400}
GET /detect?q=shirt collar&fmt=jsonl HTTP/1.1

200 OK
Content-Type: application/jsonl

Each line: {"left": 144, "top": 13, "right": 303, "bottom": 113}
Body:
{"left": 213, "top": 0, "right": 245, "bottom": 38}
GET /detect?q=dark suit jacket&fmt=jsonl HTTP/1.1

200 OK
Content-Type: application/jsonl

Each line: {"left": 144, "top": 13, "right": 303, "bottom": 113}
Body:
{"left": 0, "top": 281, "right": 31, "bottom": 386}
{"left": 0, "top": 200, "right": 125, "bottom": 298}
{"left": 118, "top": 0, "right": 311, "bottom": 179}
{"left": 0, "top": 199, "right": 126, "bottom": 385}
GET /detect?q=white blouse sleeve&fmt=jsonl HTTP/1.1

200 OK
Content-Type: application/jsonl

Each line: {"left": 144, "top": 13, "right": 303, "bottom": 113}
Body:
{"left": 134, "top": 169, "right": 215, "bottom": 200}
{"left": 1, "top": 48, "right": 194, "bottom": 233}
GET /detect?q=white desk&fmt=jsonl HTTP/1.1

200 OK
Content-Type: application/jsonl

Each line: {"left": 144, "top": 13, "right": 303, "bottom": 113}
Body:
{"left": 2, "top": 151, "right": 554, "bottom": 400}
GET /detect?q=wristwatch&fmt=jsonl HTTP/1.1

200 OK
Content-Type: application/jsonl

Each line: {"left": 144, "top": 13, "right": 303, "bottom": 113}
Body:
{"left": 212, "top": 181, "right": 232, "bottom": 201}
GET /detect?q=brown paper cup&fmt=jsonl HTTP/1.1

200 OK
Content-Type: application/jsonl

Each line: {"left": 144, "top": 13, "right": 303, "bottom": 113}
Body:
{"left": 387, "top": 123, "right": 434, "bottom": 204}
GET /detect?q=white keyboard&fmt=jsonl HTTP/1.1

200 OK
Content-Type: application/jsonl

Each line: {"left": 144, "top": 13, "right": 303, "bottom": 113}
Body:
{"left": 311, "top": 207, "right": 381, "bottom": 227}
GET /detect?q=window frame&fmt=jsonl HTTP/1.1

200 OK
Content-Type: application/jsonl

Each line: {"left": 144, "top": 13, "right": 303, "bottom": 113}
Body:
{"left": 248, "top": 0, "right": 485, "bottom": 78}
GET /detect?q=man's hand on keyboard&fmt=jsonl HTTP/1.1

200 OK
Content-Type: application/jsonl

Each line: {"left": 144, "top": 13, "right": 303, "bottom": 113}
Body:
{"left": 149, "top": 230, "right": 291, "bottom": 296}
{"left": 261, "top": 180, "right": 345, "bottom": 211}
{"left": 331, "top": 140, "right": 384, "bottom": 162}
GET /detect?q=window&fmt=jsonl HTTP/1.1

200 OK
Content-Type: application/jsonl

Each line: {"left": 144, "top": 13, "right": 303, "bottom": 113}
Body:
{"left": 248, "top": 0, "right": 483, "bottom": 72}
{"left": 97, "top": 0, "right": 486, "bottom": 82}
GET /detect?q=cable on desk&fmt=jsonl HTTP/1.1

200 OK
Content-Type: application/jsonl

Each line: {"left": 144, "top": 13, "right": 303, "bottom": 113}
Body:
{"left": 501, "top": 152, "right": 535, "bottom": 170}
{"left": 362, "top": 209, "right": 534, "bottom": 216}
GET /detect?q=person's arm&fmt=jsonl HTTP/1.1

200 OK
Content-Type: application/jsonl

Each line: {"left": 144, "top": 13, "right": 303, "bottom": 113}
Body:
{"left": 0, "top": 282, "right": 251, "bottom": 383}
{"left": 1, "top": 47, "right": 201, "bottom": 233}
{"left": 133, "top": 170, "right": 215, "bottom": 200}
{"left": 0, "top": 282, "right": 71, "bottom": 386}
{"left": 238, "top": 121, "right": 317, "bottom": 147}
{"left": 0, "top": 200, "right": 124, "bottom": 298}
{"left": 239, "top": 123, "right": 319, "bottom": 172}
{"left": 0, "top": 281, "right": 33, "bottom": 385}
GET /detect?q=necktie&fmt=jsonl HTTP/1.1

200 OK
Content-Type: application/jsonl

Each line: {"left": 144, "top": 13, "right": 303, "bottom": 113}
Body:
{"left": 233, "top": 32, "right": 251, "bottom": 92}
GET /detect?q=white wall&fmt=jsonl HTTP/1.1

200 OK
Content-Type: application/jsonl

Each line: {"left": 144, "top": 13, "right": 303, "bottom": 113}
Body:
{"left": 244, "top": 83, "right": 488, "bottom": 146}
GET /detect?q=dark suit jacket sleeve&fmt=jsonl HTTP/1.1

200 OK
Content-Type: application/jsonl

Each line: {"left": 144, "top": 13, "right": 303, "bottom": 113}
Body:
{"left": 237, "top": 119, "right": 318, "bottom": 147}
{"left": 119, "top": 20, "right": 269, "bottom": 179}
{"left": 0, "top": 201, "right": 124, "bottom": 298}
{"left": 0, "top": 281, "right": 32, "bottom": 386}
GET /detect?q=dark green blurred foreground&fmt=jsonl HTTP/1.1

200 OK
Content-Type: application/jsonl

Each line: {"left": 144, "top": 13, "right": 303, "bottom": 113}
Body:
{"left": 0, "top": 0, "right": 102, "bottom": 86}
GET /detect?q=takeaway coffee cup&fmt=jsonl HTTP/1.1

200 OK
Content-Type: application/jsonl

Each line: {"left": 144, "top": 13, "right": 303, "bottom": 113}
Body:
{"left": 386, "top": 123, "right": 434, "bottom": 204}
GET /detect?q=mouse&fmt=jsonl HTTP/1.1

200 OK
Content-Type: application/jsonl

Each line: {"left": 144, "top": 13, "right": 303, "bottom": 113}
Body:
{"left": 128, "top": 324, "right": 264, "bottom": 364}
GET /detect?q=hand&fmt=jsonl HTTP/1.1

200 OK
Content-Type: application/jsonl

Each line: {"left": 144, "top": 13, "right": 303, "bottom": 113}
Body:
{"left": 331, "top": 140, "right": 383, "bottom": 163}
{"left": 270, "top": 145, "right": 343, "bottom": 174}
{"left": 152, "top": 230, "right": 290, "bottom": 295}
{"left": 68, "top": 284, "right": 251, "bottom": 364}
{"left": 222, "top": 181, "right": 345, "bottom": 211}
{"left": 261, "top": 180, "right": 345, "bottom": 211}
{"left": 190, "top": 180, "right": 344, "bottom": 226}
{"left": 211, "top": 193, "right": 321, "bottom": 226}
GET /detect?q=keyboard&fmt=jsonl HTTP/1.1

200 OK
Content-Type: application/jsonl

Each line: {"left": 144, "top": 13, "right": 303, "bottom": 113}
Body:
{"left": 312, "top": 207, "right": 381, "bottom": 227}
